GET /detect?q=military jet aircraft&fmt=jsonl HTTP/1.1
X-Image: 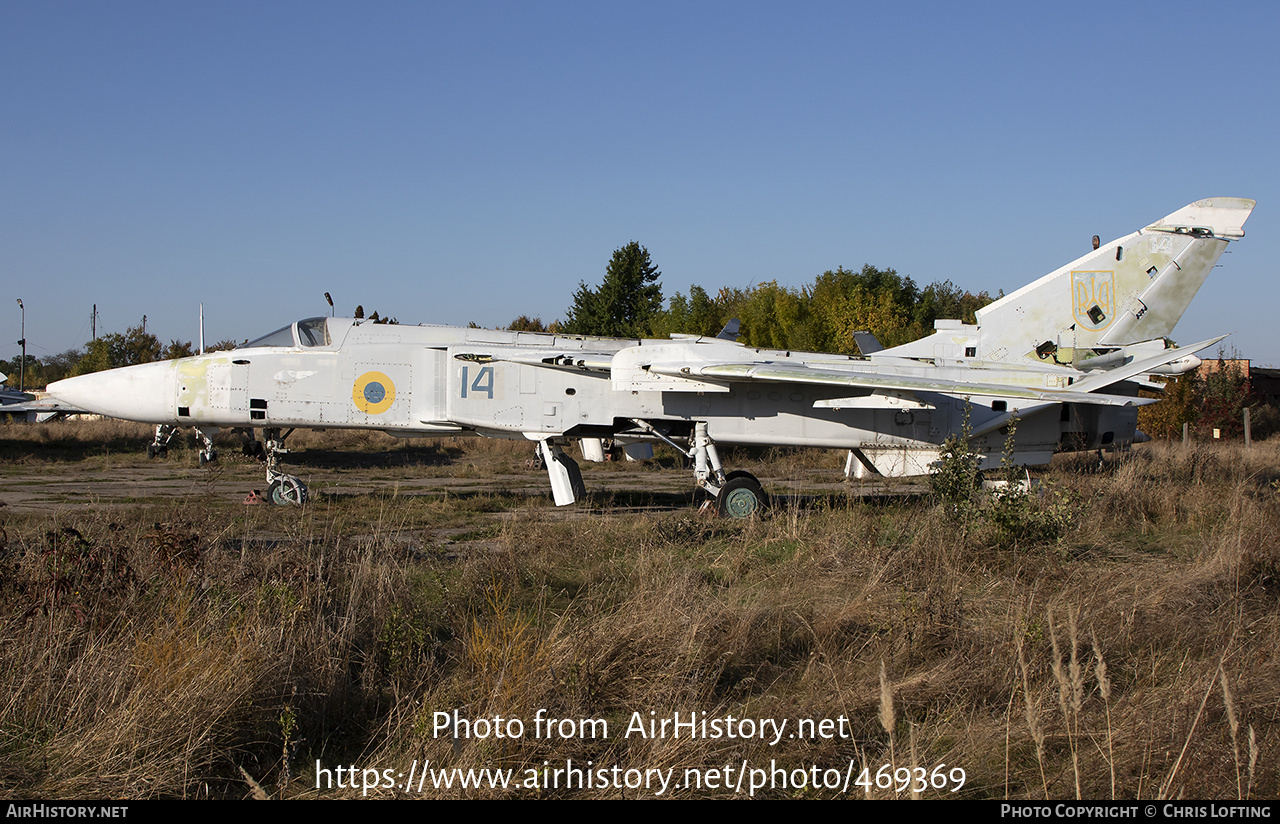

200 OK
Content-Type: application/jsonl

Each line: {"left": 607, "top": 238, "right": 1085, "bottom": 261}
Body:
{"left": 44, "top": 197, "right": 1254, "bottom": 515}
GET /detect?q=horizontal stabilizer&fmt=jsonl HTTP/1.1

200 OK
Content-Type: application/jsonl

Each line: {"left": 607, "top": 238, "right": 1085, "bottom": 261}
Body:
{"left": 1070, "top": 336, "right": 1226, "bottom": 394}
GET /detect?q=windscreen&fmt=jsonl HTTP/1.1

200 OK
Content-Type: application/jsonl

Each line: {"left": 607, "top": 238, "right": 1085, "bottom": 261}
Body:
{"left": 239, "top": 324, "right": 296, "bottom": 349}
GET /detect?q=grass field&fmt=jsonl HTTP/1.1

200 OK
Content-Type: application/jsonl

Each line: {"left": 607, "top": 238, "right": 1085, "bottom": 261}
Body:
{"left": 1, "top": 420, "right": 1277, "bottom": 799}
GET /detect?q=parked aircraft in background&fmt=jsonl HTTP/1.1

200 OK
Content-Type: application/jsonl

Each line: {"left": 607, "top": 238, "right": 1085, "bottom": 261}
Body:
{"left": 1, "top": 373, "right": 84, "bottom": 422}
{"left": 0, "top": 373, "right": 23, "bottom": 406}
{"left": 44, "top": 198, "right": 1254, "bottom": 515}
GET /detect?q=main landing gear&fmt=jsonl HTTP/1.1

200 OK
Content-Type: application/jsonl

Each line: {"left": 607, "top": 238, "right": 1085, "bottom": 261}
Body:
{"left": 634, "top": 420, "right": 769, "bottom": 519}
{"left": 690, "top": 422, "right": 767, "bottom": 519}
{"left": 533, "top": 422, "right": 765, "bottom": 518}
{"left": 717, "top": 471, "right": 768, "bottom": 519}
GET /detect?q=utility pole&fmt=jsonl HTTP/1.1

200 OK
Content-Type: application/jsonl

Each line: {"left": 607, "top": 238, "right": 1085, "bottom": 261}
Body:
{"left": 92, "top": 304, "right": 97, "bottom": 340}
{"left": 16, "top": 298, "right": 25, "bottom": 393}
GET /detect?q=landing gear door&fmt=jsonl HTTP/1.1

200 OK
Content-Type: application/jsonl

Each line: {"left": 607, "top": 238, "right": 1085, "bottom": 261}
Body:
{"left": 412, "top": 348, "right": 451, "bottom": 426}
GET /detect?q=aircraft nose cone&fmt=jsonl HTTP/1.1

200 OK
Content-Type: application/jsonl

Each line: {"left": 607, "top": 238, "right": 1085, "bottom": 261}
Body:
{"left": 47, "top": 361, "right": 177, "bottom": 423}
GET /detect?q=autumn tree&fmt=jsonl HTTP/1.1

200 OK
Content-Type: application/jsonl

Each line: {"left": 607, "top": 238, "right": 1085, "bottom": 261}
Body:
{"left": 1138, "top": 353, "right": 1261, "bottom": 441}
{"left": 1197, "top": 357, "right": 1253, "bottom": 438}
{"left": 733, "top": 281, "right": 813, "bottom": 350}
{"left": 507, "top": 315, "right": 548, "bottom": 333}
{"left": 1137, "top": 375, "right": 1199, "bottom": 440}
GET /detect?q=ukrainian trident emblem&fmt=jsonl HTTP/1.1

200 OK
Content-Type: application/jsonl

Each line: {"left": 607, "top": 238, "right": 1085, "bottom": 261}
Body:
{"left": 1072, "top": 270, "right": 1115, "bottom": 331}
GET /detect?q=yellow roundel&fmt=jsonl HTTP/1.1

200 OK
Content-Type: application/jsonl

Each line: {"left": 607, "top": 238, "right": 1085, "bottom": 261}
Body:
{"left": 353, "top": 371, "right": 396, "bottom": 414}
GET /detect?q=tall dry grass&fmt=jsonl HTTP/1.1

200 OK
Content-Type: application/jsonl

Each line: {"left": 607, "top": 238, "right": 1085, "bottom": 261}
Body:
{"left": 0, "top": 431, "right": 1276, "bottom": 797}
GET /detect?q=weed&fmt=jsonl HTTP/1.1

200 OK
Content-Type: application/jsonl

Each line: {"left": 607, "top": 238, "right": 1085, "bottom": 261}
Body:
{"left": 930, "top": 403, "right": 981, "bottom": 521}
{"left": 986, "top": 419, "right": 1072, "bottom": 548}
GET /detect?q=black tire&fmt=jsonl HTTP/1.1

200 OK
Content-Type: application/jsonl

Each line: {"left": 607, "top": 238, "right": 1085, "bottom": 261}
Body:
{"left": 267, "top": 476, "right": 308, "bottom": 506}
{"left": 198, "top": 450, "right": 218, "bottom": 466}
{"left": 716, "top": 476, "right": 767, "bottom": 519}
{"left": 724, "top": 469, "right": 759, "bottom": 486}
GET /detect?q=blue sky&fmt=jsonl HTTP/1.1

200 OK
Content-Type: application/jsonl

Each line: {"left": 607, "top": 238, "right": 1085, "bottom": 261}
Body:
{"left": 4, "top": 1, "right": 1278, "bottom": 367}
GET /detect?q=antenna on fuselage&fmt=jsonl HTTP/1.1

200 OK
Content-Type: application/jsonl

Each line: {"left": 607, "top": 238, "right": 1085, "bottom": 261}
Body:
{"left": 198, "top": 303, "right": 205, "bottom": 355}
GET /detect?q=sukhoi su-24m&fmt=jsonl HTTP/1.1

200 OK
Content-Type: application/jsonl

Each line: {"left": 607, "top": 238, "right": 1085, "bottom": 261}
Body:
{"left": 45, "top": 198, "right": 1255, "bottom": 515}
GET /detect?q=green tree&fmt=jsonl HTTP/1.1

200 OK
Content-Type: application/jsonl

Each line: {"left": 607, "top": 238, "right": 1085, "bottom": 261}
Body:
{"left": 162, "top": 339, "right": 194, "bottom": 360}
{"left": 564, "top": 253, "right": 996, "bottom": 352}
{"left": 652, "top": 285, "right": 726, "bottom": 339}
{"left": 72, "top": 322, "right": 164, "bottom": 376}
{"left": 563, "top": 242, "right": 663, "bottom": 338}
{"left": 734, "top": 281, "right": 812, "bottom": 350}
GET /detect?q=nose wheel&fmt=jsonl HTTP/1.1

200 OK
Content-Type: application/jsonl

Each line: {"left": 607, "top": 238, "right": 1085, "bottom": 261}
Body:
{"left": 261, "top": 427, "right": 307, "bottom": 505}
{"left": 267, "top": 474, "right": 308, "bottom": 506}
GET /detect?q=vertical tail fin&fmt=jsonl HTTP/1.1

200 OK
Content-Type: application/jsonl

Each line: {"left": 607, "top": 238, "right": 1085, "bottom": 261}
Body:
{"left": 973, "top": 198, "right": 1254, "bottom": 366}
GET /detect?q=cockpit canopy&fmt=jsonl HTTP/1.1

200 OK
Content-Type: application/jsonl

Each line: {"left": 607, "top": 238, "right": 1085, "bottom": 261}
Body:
{"left": 240, "top": 317, "right": 333, "bottom": 349}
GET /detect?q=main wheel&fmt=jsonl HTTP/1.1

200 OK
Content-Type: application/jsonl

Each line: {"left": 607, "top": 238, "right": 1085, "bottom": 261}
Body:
{"left": 716, "top": 476, "right": 767, "bottom": 519}
{"left": 198, "top": 450, "right": 218, "bottom": 466}
{"left": 267, "top": 475, "right": 309, "bottom": 506}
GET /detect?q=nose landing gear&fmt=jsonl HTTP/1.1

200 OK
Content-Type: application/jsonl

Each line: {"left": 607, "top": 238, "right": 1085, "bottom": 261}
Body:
{"left": 146, "top": 424, "right": 177, "bottom": 458}
{"left": 261, "top": 428, "right": 307, "bottom": 505}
